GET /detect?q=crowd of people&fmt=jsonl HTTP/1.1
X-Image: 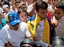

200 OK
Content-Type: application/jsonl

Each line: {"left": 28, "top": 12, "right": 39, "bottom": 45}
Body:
{"left": 0, "top": 0, "right": 64, "bottom": 47}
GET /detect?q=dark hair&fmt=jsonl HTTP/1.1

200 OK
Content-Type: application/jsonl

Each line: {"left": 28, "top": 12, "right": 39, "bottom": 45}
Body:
{"left": 20, "top": 38, "right": 37, "bottom": 47}
{"left": 56, "top": 2, "right": 64, "bottom": 10}
{"left": 35, "top": 0, "right": 48, "bottom": 11}
{"left": 16, "top": 1, "right": 20, "bottom": 4}
{"left": 0, "top": 3, "right": 2, "bottom": 7}
{"left": 18, "top": 9, "right": 28, "bottom": 16}
{"left": 4, "top": 1, "right": 10, "bottom": 7}
{"left": 15, "top": 1, "right": 20, "bottom": 6}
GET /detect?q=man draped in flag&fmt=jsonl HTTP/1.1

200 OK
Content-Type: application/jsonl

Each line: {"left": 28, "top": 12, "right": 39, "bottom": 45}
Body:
{"left": 27, "top": 0, "right": 55, "bottom": 47}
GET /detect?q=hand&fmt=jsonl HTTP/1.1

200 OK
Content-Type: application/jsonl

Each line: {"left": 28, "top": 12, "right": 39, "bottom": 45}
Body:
{"left": 51, "top": 16, "right": 58, "bottom": 27}
{"left": 5, "top": 42, "right": 15, "bottom": 47}
{"left": 34, "top": 35, "right": 41, "bottom": 41}
{"left": 6, "top": 45, "right": 15, "bottom": 47}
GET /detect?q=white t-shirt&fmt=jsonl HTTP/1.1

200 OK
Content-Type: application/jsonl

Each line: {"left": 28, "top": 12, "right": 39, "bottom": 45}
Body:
{"left": 0, "top": 40, "right": 4, "bottom": 47}
{"left": 0, "top": 22, "right": 31, "bottom": 47}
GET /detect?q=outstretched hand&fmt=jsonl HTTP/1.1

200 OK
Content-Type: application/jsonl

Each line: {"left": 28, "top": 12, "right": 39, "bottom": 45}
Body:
{"left": 51, "top": 16, "right": 58, "bottom": 27}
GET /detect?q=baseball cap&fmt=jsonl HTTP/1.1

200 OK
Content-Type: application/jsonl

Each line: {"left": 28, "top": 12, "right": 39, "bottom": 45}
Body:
{"left": 8, "top": 11, "right": 20, "bottom": 26}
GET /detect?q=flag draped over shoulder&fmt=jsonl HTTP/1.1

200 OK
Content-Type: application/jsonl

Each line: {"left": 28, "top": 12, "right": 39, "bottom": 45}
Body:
{"left": 27, "top": 13, "right": 50, "bottom": 44}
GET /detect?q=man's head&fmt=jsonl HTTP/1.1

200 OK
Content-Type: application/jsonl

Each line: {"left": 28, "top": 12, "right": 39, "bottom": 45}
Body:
{"left": 18, "top": 9, "right": 28, "bottom": 22}
{"left": 35, "top": 0, "right": 48, "bottom": 20}
{"left": 8, "top": 11, "right": 20, "bottom": 30}
{"left": 54, "top": 2, "right": 64, "bottom": 20}
{"left": 3, "top": 5, "right": 10, "bottom": 13}
{"left": 19, "top": 2, "right": 27, "bottom": 12}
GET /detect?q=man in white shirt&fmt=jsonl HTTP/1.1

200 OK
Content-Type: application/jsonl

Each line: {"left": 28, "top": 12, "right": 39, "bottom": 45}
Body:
{"left": 0, "top": 11, "right": 32, "bottom": 47}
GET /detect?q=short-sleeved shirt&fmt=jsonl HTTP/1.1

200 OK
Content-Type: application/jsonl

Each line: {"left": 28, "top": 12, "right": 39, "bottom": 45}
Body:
{"left": 0, "top": 22, "right": 31, "bottom": 47}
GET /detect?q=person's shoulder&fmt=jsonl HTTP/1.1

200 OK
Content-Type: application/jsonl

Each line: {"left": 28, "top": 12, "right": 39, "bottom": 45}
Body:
{"left": 20, "top": 22, "right": 27, "bottom": 25}
{"left": 19, "top": 22, "right": 28, "bottom": 31}
{"left": 2, "top": 24, "right": 9, "bottom": 30}
{"left": 28, "top": 13, "right": 36, "bottom": 21}
{"left": 20, "top": 22, "right": 27, "bottom": 28}
{"left": 0, "top": 24, "right": 9, "bottom": 34}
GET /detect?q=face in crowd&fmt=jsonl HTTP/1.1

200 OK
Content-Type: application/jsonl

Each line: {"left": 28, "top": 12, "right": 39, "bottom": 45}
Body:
{"left": 35, "top": 0, "right": 48, "bottom": 20}
{"left": 19, "top": 10, "right": 28, "bottom": 22}
{"left": 54, "top": 7, "right": 64, "bottom": 20}
{"left": 54, "top": 2, "right": 64, "bottom": 20}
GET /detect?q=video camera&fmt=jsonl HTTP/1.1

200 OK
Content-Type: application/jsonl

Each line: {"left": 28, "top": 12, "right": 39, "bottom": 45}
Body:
{"left": 52, "top": 36, "right": 64, "bottom": 47}
{"left": 20, "top": 38, "right": 42, "bottom": 47}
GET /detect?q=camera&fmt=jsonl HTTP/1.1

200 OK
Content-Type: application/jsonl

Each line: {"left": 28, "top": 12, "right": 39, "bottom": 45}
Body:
{"left": 52, "top": 36, "right": 64, "bottom": 47}
{"left": 20, "top": 38, "right": 37, "bottom": 47}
